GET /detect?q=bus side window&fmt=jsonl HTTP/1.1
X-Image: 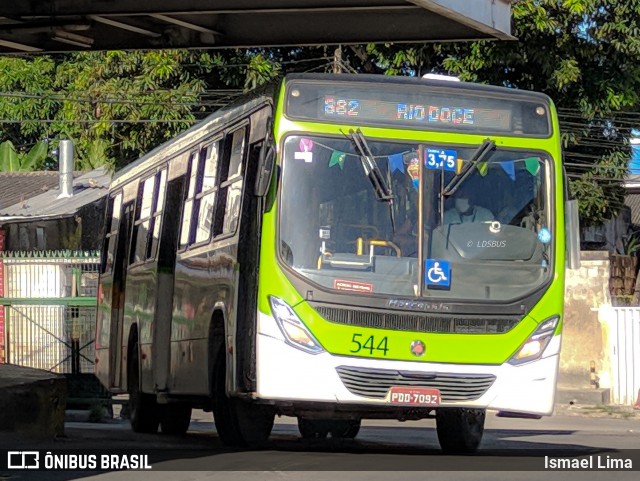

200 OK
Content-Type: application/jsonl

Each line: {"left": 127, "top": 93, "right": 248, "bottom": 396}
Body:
{"left": 214, "top": 125, "right": 247, "bottom": 237}
{"left": 179, "top": 152, "right": 200, "bottom": 248}
{"left": 148, "top": 169, "right": 167, "bottom": 259}
{"left": 129, "top": 169, "right": 167, "bottom": 264}
{"left": 194, "top": 141, "right": 221, "bottom": 243}
{"left": 101, "top": 193, "right": 122, "bottom": 273}
{"left": 130, "top": 175, "right": 156, "bottom": 264}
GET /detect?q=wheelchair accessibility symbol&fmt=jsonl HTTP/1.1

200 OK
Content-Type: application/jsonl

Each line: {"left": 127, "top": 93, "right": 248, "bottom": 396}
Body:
{"left": 425, "top": 259, "right": 451, "bottom": 288}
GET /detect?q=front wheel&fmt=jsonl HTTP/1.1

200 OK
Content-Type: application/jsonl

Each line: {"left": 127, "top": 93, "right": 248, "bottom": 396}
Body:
{"left": 435, "top": 408, "right": 485, "bottom": 454}
{"left": 212, "top": 349, "right": 275, "bottom": 447}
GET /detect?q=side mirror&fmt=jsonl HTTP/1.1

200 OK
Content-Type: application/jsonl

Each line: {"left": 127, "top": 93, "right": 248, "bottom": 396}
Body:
{"left": 565, "top": 199, "right": 580, "bottom": 270}
{"left": 254, "top": 144, "right": 275, "bottom": 197}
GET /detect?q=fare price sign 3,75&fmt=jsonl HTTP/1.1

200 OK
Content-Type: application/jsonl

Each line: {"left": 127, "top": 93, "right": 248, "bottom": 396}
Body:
{"left": 386, "top": 387, "right": 441, "bottom": 406}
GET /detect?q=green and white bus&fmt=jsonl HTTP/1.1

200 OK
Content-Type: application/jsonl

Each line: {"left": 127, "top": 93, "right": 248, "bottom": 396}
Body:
{"left": 95, "top": 73, "right": 580, "bottom": 453}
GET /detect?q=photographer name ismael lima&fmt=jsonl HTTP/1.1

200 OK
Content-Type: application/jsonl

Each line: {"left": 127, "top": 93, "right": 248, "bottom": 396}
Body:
{"left": 545, "top": 455, "right": 633, "bottom": 470}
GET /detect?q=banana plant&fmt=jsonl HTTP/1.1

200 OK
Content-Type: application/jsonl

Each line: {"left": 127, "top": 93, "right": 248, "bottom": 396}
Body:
{"left": 0, "top": 140, "right": 49, "bottom": 172}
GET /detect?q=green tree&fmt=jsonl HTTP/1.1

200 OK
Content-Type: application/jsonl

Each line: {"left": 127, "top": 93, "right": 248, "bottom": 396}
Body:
{"left": 0, "top": 49, "right": 294, "bottom": 172}
{"left": 47, "top": 50, "right": 215, "bottom": 170}
{"left": 360, "top": 0, "right": 640, "bottom": 226}
{"left": 0, "top": 51, "right": 213, "bottom": 170}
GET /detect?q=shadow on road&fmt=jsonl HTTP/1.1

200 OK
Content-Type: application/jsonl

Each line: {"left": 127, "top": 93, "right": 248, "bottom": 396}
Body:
{"left": 2, "top": 417, "right": 635, "bottom": 480}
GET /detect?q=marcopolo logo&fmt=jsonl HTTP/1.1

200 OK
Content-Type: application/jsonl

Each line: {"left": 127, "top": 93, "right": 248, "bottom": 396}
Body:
{"left": 7, "top": 451, "right": 39, "bottom": 469}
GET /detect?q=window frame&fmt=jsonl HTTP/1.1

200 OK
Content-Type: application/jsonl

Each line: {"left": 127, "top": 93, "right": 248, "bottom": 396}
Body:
{"left": 100, "top": 191, "right": 123, "bottom": 274}
{"left": 179, "top": 122, "right": 250, "bottom": 250}
{"left": 130, "top": 168, "right": 167, "bottom": 265}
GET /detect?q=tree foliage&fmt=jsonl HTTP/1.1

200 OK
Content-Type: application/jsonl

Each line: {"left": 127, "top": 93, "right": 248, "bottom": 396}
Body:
{"left": 0, "top": 140, "right": 48, "bottom": 172}
{"left": 0, "top": 47, "right": 332, "bottom": 172}
{"left": 1, "top": 51, "right": 214, "bottom": 170}
{"left": 359, "top": 0, "right": 640, "bottom": 226}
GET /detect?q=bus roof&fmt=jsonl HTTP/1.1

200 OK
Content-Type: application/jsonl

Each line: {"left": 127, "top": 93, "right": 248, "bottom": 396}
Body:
{"left": 109, "top": 93, "right": 274, "bottom": 189}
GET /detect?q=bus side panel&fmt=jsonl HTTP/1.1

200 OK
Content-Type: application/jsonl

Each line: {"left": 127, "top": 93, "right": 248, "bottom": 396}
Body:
{"left": 152, "top": 175, "right": 187, "bottom": 392}
{"left": 170, "top": 248, "right": 220, "bottom": 394}
{"left": 95, "top": 278, "right": 112, "bottom": 390}
{"left": 114, "top": 202, "right": 135, "bottom": 392}
{"left": 234, "top": 140, "right": 265, "bottom": 393}
{"left": 168, "top": 105, "right": 272, "bottom": 396}
{"left": 126, "top": 262, "right": 157, "bottom": 393}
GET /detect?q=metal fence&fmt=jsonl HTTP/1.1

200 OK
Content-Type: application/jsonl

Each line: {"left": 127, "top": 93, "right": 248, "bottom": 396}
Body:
{"left": 0, "top": 251, "right": 99, "bottom": 373}
{"left": 607, "top": 307, "right": 640, "bottom": 405}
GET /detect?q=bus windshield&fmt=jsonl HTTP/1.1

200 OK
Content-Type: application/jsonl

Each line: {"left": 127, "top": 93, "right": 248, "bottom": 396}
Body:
{"left": 278, "top": 134, "right": 553, "bottom": 302}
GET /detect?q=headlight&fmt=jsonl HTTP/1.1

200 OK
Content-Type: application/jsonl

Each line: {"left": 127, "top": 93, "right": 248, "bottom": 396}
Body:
{"left": 508, "top": 316, "right": 559, "bottom": 365}
{"left": 269, "top": 296, "right": 324, "bottom": 354}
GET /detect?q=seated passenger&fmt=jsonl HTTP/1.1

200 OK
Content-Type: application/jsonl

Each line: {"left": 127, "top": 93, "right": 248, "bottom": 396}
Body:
{"left": 444, "top": 195, "right": 493, "bottom": 224}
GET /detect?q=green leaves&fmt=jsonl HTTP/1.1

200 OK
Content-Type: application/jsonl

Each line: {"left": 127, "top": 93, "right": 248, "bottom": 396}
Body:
{"left": 0, "top": 140, "right": 49, "bottom": 172}
{"left": 0, "top": 140, "right": 19, "bottom": 171}
{"left": 244, "top": 54, "right": 281, "bottom": 91}
{"left": 0, "top": 50, "right": 219, "bottom": 170}
{"left": 552, "top": 58, "right": 581, "bottom": 90}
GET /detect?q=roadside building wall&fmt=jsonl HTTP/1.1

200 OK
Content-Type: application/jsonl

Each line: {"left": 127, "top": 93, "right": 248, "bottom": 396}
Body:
{"left": 561, "top": 251, "right": 611, "bottom": 388}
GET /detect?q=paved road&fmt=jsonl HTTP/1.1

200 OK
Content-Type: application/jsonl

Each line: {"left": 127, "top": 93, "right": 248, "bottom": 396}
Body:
{"left": 1, "top": 409, "right": 639, "bottom": 481}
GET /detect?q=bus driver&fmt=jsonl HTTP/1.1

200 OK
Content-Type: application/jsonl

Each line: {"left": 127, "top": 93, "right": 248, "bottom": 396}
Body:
{"left": 443, "top": 193, "right": 493, "bottom": 224}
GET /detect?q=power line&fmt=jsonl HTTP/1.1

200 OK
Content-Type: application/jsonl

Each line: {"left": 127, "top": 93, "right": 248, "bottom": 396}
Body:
{"left": 0, "top": 119, "right": 202, "bottom": 124}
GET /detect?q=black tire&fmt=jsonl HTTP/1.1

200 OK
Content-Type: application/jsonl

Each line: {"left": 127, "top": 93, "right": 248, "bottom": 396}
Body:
{"left": 128, "top": 343, "right": 161, "bottom": 433}
{"left": 329, "top": 419, "right": 361, "bottom": 439}
{"left": 212, "top": 348, "right": 275, "bottom": 447}
{"left": 160, "top": 404, "right": 192, "bottom": 435}
{"left": 435, "top": 408, "right": 485, "bottom": 454}
{"left": 297, "top": 418, "right": 330, "bottom": 439}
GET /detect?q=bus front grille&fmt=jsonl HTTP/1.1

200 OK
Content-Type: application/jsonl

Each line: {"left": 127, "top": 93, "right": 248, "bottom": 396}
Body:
{"left": 312, "top": 305, "right": 519, "bottom": 334}
{"left": 336, "top": 366, "right": 496, "bottom": 401}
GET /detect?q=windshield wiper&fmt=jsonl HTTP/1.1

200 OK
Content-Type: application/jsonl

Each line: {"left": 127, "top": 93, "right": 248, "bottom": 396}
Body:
{"left": 348, "top": 128, "right": 396, "bottom": 232}
{"left": 349, "top": 129, "right": 394, "bottom": 202}
{"left": 442, "top": 139, "right": 496, "bottom": 197}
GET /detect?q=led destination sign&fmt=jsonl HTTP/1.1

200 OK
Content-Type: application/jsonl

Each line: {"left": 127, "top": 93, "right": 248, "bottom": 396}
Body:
{"left": 285, "top": 80, "right": 552, "bottom": 136}
{"left": 323, "top": 96, "right": 511, "bottom": 130}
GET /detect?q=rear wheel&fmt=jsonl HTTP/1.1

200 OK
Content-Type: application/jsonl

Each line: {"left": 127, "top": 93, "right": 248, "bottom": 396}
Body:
{"left": 212, "top": 348, "right": 275, "bottom": 447}
{"left": 160, "top": 404, "right": 192, "bottom": 435}
{"left": 128, "top": 343, "right": 161, "bottom": 433}
{"left": 435, "top": 408, "right": 485, "bottom": 454}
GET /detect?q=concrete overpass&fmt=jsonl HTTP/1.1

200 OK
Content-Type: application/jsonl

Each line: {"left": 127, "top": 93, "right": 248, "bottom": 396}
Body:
{"left": 0, "top": 1, "right": 513, "bottom": 54}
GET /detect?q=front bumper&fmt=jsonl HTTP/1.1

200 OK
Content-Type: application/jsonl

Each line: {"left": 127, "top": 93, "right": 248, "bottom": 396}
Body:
{"left": 256, "top": 310, "right": 560, "bottom": 416}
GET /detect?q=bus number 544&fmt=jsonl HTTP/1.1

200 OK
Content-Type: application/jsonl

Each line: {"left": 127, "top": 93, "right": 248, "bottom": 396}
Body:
{"left": 350, "top": 333, "right": 389, "bottom": 356}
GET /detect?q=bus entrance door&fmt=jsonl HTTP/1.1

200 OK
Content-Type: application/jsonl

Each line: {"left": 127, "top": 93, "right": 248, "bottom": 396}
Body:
{"left": 109, "top": 202, "right": 134, "bottom": 390}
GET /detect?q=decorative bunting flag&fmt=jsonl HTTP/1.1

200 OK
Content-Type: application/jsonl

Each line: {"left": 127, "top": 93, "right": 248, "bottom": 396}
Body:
{"left": 388, "top": 153, "right": 405, "bottom": 173}
{"left": 500, "top": 161, "right": 516, "bottom": 181}
{"left": 406, "top": 157, "right": 420, "bottom": 187}
{"left": 477, "top": 162, "right": 489, "bottom": 176}
{"left": 524, "top": 157, "right": 540, "bottom": 176}
{"left": 299, "top": 137, "right": 314, "bottom": 152}
{"left": 329, "top": 151, "right": 346, "bottom": 169}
